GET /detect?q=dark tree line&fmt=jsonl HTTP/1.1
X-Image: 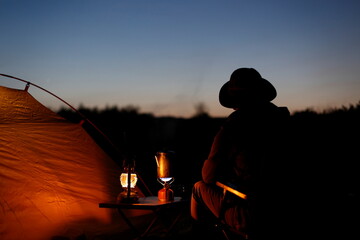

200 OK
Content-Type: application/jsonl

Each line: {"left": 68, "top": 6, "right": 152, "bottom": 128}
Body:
{"left": 58, "top": 101, "right": 360, "bottom": 225}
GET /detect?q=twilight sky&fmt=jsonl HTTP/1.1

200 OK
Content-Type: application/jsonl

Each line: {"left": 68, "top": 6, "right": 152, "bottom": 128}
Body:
{"left": 1, "top": 0, "right": 360, "bottom": 118}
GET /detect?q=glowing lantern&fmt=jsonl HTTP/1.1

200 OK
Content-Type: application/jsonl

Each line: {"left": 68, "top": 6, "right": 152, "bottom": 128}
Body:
{"left": 119, "top": 159, "right": 139, "bottom": 203}
{"left": 155, "top": 151, "right": 175, "bottom": 202}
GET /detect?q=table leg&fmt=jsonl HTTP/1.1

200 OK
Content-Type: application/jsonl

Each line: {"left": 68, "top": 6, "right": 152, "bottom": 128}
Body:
{"left": 167, "top": 205, "right": 186, "bottom": 233}
{"left": 117, "top": 209, "right": 139, "bottom": 235}
{"left": 115, "top": 202, "right": 189, "bottom": 239}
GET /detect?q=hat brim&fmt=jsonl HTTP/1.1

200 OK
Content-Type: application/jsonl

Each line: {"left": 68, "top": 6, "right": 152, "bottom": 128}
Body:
{"left": 219, "top": 78, "right": 277, "bottom": 108}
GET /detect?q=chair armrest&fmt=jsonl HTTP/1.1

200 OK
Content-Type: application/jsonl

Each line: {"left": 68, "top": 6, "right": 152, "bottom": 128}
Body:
{"left": 216, "top": 181, "right": 248, "bottom": 200}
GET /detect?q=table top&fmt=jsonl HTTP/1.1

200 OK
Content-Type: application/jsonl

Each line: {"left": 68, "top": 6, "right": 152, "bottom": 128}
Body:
{"left": 99, "top": 196, "right": 188, "bottom": 210}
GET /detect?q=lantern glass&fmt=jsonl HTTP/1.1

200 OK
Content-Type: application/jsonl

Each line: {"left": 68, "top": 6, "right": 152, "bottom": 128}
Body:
{"left": 118, "top": 159, "right": 139, "bottom": 203}
{"left": 120, "top": 173, "right": 138, "bottom": 189}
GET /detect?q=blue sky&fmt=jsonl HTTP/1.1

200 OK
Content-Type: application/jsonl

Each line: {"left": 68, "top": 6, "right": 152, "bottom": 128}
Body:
{"left": 1, "top": 0, "right": 360, "bottom": 117}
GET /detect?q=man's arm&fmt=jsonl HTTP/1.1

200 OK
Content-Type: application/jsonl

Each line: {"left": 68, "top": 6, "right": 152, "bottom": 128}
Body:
{"left": 202, "top": 127, "right": 228, "bottom": 183}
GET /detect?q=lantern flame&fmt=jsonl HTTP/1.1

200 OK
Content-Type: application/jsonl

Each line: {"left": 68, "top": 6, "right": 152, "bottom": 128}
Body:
{"left": 120, "top": 173, "right": 137, "bottom": 188}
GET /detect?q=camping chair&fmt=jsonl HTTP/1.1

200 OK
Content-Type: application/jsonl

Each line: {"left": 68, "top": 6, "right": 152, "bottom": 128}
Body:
{"left": 214, "top": 181, "right": 249, "bottom": 240}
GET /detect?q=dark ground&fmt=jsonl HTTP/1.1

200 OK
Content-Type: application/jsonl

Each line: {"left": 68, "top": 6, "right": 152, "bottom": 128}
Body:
{"left": 93, "top": 210, "right": 233, "bottom": 240}
{"left": 92, "top": 191, "right": 359, "bottom": 240}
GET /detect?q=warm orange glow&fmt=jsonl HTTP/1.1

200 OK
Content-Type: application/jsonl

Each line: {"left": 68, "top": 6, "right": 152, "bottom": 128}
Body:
{"left": 155, "top": 151, "right": 174, "bottom": 178}
{"left": 0, "top": 86, "right": 128, "bottom": 239}
{"left": 158, "top": 186, "right": 174, "bottom": 202}
{"left": 155, "top": 152, "right": 175, "bottom": 201}
{"left": 120, "top": 173, "right": 138, "bottom": 188}
{"left": 216, "top": 181, "right": 247, "bottom": 200}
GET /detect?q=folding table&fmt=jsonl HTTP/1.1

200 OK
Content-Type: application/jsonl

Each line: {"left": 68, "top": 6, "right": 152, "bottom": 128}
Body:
{"left": 99, "top": 196, "right": 189, "bottom": 239}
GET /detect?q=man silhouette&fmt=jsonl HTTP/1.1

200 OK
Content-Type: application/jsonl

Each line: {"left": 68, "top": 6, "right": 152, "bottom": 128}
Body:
{"left": 191, "top": 68, "right": 290, "bottom": 239}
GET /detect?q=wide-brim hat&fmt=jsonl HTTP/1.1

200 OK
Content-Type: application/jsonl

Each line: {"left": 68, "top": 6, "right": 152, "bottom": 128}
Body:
{"left": 219, "top": 68, "right": 277, "bottom": 108}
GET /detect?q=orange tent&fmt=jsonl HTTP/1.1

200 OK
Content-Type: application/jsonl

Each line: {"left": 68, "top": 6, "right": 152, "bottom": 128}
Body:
{"left": 0, "top": 86, "right": 142, "bottom": 239}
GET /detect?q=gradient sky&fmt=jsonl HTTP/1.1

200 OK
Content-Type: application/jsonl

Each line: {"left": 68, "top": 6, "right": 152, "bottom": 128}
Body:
{"left": 1, "top": 0, "right": 359, "bottom": 118}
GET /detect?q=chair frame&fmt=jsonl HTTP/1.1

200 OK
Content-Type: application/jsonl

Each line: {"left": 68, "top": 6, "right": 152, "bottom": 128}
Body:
{"left": 215, "top": 181, "right": 249, "bottom": 240}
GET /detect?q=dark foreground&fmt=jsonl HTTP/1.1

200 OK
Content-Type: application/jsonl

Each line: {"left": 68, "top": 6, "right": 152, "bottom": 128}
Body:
{"left": 88, "top": 195, "right": 360, "bottom": 240}
{"left": 91, "top": 192, "right": 358, "bottom": 240}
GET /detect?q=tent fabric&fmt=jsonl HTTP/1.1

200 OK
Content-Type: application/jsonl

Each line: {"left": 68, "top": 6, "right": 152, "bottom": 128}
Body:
{"left": 0, "top": 86, "right": 142, "bottom": 239}
{"left": 0, "top": 86, "right": 65, "bottom": 123}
